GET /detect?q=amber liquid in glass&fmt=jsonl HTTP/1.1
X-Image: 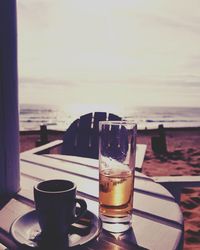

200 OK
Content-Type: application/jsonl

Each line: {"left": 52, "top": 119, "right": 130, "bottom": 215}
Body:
{"left": 99, "top": 166, "right": 134, "bottom": 218}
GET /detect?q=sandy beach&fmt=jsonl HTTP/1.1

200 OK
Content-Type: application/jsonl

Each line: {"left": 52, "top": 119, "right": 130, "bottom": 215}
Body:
{"left": 137, "top": 128, "right": 200, "bottom": 250}
{"left": 20, "top": 127, "right": 200, "bottom": 249}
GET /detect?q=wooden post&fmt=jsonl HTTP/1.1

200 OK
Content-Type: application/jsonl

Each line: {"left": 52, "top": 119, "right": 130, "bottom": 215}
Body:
{"left": 36, "top": 124, "right": 50, "bottom": 153}
{"left": 0, "top": 0, "right": 20, "bottom": 201}
{"left": 36, "top": 124, "right": 49, "bottom": 146}
{"left": 158, "top": 124, "right": 167, "bottom": 153}
{"left": 151, "top": 124, "right": 167, "bottom": 155}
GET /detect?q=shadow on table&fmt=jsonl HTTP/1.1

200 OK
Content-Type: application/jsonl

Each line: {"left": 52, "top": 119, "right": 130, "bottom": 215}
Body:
{"left": 98, "top": 228, "right": 148, "bottom": 250}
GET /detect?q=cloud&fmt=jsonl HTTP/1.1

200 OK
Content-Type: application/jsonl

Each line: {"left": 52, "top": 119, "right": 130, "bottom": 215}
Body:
{"left": 19, "top": 77, "right": 75, "bottom": 86}
{"left": 17, "top": 0, "right": 200, "bottom": 107}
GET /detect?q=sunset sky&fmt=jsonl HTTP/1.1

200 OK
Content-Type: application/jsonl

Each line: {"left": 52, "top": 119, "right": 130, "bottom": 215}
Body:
{"left": 17, "top": 0, "right": 200, "bottom": 110}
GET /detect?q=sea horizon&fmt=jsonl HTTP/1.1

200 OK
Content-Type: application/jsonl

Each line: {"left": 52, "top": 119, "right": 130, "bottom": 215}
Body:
{"left": 19, "top": 103, "right": 200, "bottom": 131}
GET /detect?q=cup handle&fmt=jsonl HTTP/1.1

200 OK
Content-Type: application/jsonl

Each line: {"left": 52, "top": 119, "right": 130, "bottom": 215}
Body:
{"left": 73, "top": 198, "right": 87, "bottom": 223}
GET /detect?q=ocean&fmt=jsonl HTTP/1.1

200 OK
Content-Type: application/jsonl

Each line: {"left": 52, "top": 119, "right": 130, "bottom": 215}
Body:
{"left": 19, "top": 104, "right": 200, "bottom": 131}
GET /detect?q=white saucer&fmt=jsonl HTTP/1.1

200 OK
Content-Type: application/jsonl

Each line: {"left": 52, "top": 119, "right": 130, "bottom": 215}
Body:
{"left": 10, "top": 209, "right": 101, "bottom": 248}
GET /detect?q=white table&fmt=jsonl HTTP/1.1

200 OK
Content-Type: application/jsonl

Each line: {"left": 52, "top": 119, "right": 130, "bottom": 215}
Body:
{"left": 18, "top": 153, "right": 184, "bottom": 249}
{"left": 0, "top": 149, "right": 183, "bottom": 250}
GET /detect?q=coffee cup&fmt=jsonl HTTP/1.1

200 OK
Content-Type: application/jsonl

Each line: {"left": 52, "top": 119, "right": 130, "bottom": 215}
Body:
{"left": 34, "top": 179, "right": 87, "bottom": 249}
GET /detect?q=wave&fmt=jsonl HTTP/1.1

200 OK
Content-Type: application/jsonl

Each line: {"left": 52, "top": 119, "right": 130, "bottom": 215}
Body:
{"left": 19, "top": 104, "right": 200, "bottom": 131}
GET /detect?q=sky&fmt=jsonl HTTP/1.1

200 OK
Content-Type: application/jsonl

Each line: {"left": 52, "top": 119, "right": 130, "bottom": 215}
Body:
{"left": 17, "top": 0, "right": 200, "bottom": 109}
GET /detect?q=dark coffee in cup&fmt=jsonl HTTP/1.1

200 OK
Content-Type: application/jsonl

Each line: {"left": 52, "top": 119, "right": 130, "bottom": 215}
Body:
{"left": 34, "top": 179, "right": 87, "bottom": 249}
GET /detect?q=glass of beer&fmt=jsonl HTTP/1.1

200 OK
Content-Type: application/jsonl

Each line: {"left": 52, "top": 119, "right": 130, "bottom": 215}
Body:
{"left": 99, "top": 121, "right": 137, "bottom": 233}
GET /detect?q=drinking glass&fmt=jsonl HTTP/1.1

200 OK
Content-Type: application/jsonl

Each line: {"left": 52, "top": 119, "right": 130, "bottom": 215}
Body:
{"left": 99, "top": 121, "right": 137, "bottom": 233}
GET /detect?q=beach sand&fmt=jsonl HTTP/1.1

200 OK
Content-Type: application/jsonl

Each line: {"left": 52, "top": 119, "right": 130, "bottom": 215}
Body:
{"left": 137, "top": 128, "right": 200, "bottom": 250}
{"left": 20, "top": 127, "right": 200, "bottom": 249}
